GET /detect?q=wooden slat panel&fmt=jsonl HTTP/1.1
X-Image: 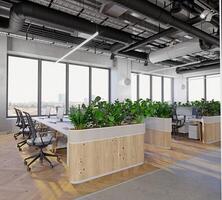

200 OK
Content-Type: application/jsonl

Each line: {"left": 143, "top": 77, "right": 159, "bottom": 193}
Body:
{"left": 68, "top": 134, "right": 144, "bottom": 183}
{"left": 145, "top": 129, "right": 171, "bottom": 149}
{"left": 203, "top": 122, "right": 221, "bottom": 144}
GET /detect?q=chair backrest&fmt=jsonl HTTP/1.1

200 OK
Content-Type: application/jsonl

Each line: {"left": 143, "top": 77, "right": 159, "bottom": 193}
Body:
{"left": 23, "top": 111, "right": 37, "bottom": 141}
{"left": 172, "top": 103, "right": 178, "bottom": 121}
{"left": 24, "top": 112, "right": 52, "bottom": 146}
{"left": 17, "top": 109, "right": 27, "bottom": 129}
{"left": 14, "top": 108, "right": 21, "bottom": 126}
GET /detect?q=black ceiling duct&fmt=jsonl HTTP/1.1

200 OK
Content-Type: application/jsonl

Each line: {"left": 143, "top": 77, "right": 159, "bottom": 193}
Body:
{"left": 107, "top": 0, "right": 219, "bottom": 46}
{"left": 176, "top": 59, "right": 220, "bottom": 74}
{"left": 0, "top": 1, "right": 138, "bottom": 45}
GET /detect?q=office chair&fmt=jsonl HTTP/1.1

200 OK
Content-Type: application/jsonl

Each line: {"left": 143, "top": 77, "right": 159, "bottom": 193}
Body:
{"left": 23, "top": 111, "right": 60, "bottom": 171}
{"left": 16, "top": 109, "right": 30, "bottom": 151}
{"left": 172, "top": 105, "right": 186, "bottom": 136}
{"left": 14, "top": 108, "right": 23, "bottom": 140}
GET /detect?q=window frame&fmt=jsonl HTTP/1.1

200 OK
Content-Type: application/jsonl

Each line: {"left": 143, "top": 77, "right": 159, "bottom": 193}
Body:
{"left": 187, "top": 73, "right": 219, "bottom": 102}
{"left": 7, "top": 54, "right": 111, "bottom": 117}
{"left": 91, "top": 66, "right": 111, "bottom": 103}
{"left": 41, "top": 60, "right": 67, "bottom": 115}
{"left": 139, "top": 73, "right": 151, "bottom": 100}
{"left": 131, "top": 71, "right": 174, "bottom": 102}
{"left": 7, "top": 54, "right": 40, "bottom": 118}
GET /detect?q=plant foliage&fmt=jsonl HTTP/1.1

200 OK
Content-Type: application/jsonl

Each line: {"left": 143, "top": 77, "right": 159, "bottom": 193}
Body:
{"left": 69, "top": 97, "right": 172, "bottom": 129}
{"left": 176, "top": 99, "right": 220, "bottom": 116}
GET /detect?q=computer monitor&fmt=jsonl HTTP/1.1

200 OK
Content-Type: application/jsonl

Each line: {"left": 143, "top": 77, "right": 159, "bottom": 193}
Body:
{"left": 192, "top": 107, "right": 202, "bottom": 118}
{"left": 45, "top": 106, "right": 51, "bottom": 118}
{"left": 56, "top": 107, "right": 64, "bottom": 121}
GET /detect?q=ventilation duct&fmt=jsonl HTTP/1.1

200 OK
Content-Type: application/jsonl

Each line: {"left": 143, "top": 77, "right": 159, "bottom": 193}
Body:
{"left": 108, "top": 0, "right": 219, "bottom": 46}
{"left": 100, "top": 2, "right": 127, "bottom": 17}
{"left": 148, "top": 39, "right": 210, "bottom": 64}
{"left": 0, "top": 1, "right": 137, "bottom": 44}
{"left": 176, "top": 59, "right": 220, "bottom": 74}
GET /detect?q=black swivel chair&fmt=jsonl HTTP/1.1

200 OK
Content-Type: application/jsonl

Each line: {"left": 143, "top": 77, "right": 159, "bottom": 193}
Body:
{"left": 23, "top": 111, "right": 60, "bottom": 171}
{"left": 172, "top": 105, "right": 186, "bottom": 136}
{"left": 14, "top": 108, "right": 23, "bottom": 140}
{"left": 16, "top": 109, "right": 30, "bottom": 151}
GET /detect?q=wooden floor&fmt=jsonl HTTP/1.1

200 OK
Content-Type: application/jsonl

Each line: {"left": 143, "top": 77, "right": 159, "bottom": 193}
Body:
{"left": 0, "top": 134, "right": 220, "bottom": 200}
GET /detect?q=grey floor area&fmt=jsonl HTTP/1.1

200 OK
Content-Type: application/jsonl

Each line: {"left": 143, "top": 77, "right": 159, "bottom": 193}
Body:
{"left": 76, "top": 150, "right": 221, "bottom": 200}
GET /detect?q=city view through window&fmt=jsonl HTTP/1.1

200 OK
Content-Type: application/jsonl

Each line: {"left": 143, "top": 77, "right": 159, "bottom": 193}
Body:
{"left": 7, "top": 56, "right": 110, "bottom": 116}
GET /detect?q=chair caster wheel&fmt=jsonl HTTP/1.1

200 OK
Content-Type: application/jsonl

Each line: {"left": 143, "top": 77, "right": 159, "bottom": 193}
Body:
{"left": 24, "top": 160, "right": 27, "bottom": 165}
{"left": 18, "top": 148, "right": 22, "bottom": 151}
{"left": 27, "top": 167, "right": 31, "bottom": 171}
{"left": 14, "top": 137, "right": 17, "bottom": 140}
{"left": 51, "top": 165, "right": 54, "bottom": 168}
{"left": 57, "top": 157, "right": 61, "bottom": 162}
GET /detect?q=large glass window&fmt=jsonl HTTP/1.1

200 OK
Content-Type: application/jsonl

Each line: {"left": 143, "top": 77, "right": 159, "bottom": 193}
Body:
{"left": 188, "top": 76, "right": 204, "bottom": 101}
{"left": 206, "top": 74, "right": 220, "bottom": 101}
{"left": 131, "top": 73, "right": 138, "bottom": 101}
{"left": 91, "top": 68, "right": 109, "bottom": 101}
{"left": 8, "top": 56, "right": 38, "bottom": 116}
{"left": 139, "top": 74, "right": 150, "bottom": 100}
{"left": 152, "top": 76, "right": 162, "bottom": 101}
{"left": 41, "top": 61, "right": 66, "bottom": 115}
{"left": 69, "top": 65, "right": 89, "bottom": 107}
{"left": 163, "top": 77, "right": 172, "bottom": 102}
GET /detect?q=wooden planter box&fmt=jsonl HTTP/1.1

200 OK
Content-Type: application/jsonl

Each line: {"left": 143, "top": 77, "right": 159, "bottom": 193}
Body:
{"left": 202, "top": 116, "right": 220, "bottom": 144}
{"left": 145, "top": 117, "right": 172, "bottom": 149}
{"left": 67, "top": 123, "right": 145, "bottom": 184}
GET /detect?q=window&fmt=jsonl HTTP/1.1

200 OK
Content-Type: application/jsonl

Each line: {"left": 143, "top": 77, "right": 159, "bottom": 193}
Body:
{"left": 139, "top": 74, "right": 150, "bottom": 100}
{"left": 91, "top": 68, "right": 109, "bottom": 101}
{"left": 188, "top": 76, "right": 204, "bottom": 101}
{"left": 131, "top": 73, "right": 138, "bottom": 101}
{"left": 41, "top": 61, "right": 66, "bottom": 115}
{"left": 152, "top": 76, "right": 162, "bottom": 101}
{"left": 163, "top": 77, "right": 172, "bottom": 102}
{"left": 8, "top": 56, "right": 38, "bottom": 116}
{"left": 206, "top": 74, "right": 220, "bottom": 101}
{"left": 69, "top": 65, "right": 89, "bottom": 107}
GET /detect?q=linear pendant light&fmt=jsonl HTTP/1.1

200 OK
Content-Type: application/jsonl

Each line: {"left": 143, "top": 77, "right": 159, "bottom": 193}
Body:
{"left": 55, "top": 31, "right": 99, "bottom": 63}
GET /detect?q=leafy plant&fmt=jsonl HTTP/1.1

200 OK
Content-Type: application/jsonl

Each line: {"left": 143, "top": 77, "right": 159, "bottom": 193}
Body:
{"left": 191, "top": 99, "right": 220, "bottom": 116}
{"left": 69, "top": 105, "right": 88, "bottom": 130}
{"left": 69, "top": 97, "right": 173, "bottom": 130}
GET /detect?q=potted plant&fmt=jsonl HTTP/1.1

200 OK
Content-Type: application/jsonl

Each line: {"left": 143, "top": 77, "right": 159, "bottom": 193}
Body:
{"left": 67, "top": 97, "right": 145, "bottom": 184}
{"left": 191, "top": 99, "right": 220, "bottom": 143}
{"left": 142, "top": 100, "right": 172, "bottom": 149}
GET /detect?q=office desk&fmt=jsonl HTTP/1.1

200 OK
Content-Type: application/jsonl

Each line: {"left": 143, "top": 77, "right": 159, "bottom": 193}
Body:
{"left": 188, "top": 117, "right": 220, "bottom": 144}
{"left": 34, "top": 117, "right": 145, "bottom": 184}
{"left": 34, "top": 117, "right": 73, "bottom": 150}
{"left": 35, "top": 117, "right": 73, "bottom": 136}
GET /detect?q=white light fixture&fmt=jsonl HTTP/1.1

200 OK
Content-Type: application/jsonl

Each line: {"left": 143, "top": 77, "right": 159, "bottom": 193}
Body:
{"left": 200, "top": 9, "right": 210, "bottom": 19}
{"left": 200, "top": 9, "right": 218, "bottom": 22}
{"left": 56, "top": 31, "right": 99, "bottom": 63}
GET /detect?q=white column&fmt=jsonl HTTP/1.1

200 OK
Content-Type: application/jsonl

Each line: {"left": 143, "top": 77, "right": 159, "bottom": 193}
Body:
{"left": 0, "top": 36, "right": 12, "bottom": 132}
{"left": 110, "top": 58, "right": 131, "bottom": 102}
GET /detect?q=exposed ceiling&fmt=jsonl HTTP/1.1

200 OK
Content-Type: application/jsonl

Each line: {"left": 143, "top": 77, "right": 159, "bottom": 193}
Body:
{"left": 0, "top": 0, "right": 220, "bottom": 72}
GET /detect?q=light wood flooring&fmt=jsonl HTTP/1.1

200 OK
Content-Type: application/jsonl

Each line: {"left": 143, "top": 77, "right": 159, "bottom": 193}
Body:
{"left": 0, "top": 134, "right": 220, "bottom": 200}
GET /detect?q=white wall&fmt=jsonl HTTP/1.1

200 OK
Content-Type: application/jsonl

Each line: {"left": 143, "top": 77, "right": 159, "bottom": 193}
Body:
{"left": 0, "top": 36, "right": 14, "bottom": 133}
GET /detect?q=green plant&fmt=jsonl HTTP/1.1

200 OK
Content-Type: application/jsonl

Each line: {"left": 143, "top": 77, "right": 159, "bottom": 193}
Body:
{"left": 69, "top": 105, "right": 88, "bottom": 130}
{"left": 175, "top": 99, "right": 220, "bottom": 116}
{"left": 69, "top": 97, "right": 173, "bottom": 130}
{"left": 191, "top": 99, "right": 220, "bottom": 116}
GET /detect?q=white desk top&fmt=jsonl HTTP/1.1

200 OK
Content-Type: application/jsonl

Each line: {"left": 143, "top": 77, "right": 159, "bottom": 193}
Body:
{"left": 34, "top": 117, "right": 74, "bottom": 136}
